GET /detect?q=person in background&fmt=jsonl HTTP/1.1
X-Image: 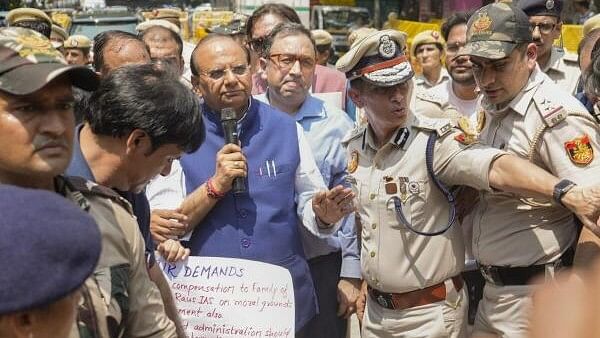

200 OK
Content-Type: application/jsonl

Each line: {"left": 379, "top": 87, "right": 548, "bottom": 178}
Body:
{"left": 576, "top": 30, "right": 600, "bottom": 113}
{"left": 574, "top": 0, "right": 595, "bottom": 25}
{"left": 0, "top": 186, "right": 102, "bottom": 338}
{"left": 256, "top": 22, "right": 360, "bottom": 338}
{"left": 246, "top": 3, "right": 349, "bottom": 111}
{"left": 6, "top": 8, "right": 51, "bottom": 37}
{"left": 518, "top": 0, "right": 581, "bottom": 94}
{"left": 411, "top": 29, "right": 450, "bottom": 92}
{"left": 50, "top": 24, "right": 68, "bottom": 49}
{"left": 311, "top": 29, "right": 334, "bottom": 67}
{"left": 137, "top": 20, "right": 186, "bottom": 79}
{"left": 92, "top": 30, "right": 151, "bottom": 76}
{"left": 62, "top": 35, "right": 91, "bottom": 66}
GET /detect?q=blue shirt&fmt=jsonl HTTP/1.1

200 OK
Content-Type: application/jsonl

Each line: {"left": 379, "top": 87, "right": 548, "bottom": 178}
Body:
{"left": 66, "top": 125, "right": 156, "bottom": 267}
{"left": 256, "top": 93, "right": 361, "bottom": 279}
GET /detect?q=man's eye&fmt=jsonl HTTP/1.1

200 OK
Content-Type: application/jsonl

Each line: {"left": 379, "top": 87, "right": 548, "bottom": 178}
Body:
{"left": 14, "top": 105, "right": 36, "bottom": 113}
{"left": 59, "top": 102, "right": 75, "bottom": 110}
{"left": 209, "top": 70, "right": 225, "bottom": 79}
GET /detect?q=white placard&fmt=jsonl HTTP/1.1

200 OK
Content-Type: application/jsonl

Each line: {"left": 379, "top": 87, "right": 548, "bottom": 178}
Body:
{"left": 157, "top": 256, "right": 295, "bottom": 338}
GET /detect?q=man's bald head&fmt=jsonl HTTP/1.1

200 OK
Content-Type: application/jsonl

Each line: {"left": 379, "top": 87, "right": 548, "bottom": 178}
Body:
{"left": 140, "top": 26, "right": 184, "bottom": 75}
{"left": 190, "top": 34, "right": 250, "bottom": 76}
{"left": 93, "top": 30, "right": 151, "bottom": 76}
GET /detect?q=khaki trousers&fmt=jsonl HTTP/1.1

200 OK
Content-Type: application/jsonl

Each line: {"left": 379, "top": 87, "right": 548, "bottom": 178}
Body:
{"left": 473, "top": 283, "right": 534, "bottom": 338}
{"left": 362, "top": 279, "right": 467, "bottom": 338}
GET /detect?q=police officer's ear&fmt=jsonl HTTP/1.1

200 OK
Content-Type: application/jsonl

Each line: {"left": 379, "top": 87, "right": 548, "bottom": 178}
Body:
{"left": 525, "top": 42, "right": 538, "bottom": 70}
{"left": 348, "top": 86, "right": 364, "bottom": 108}
{"left": 125, "top": 129, "right": 152, "bottom": 156}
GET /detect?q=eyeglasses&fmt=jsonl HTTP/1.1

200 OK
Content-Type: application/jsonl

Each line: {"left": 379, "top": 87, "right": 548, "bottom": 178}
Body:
{"left": 530, "top": 22, "right": 557, "bottom": 35}
{"left": 446, "top": 42, "right": 466, "bottom": 54}
{"left": 198, "top": 64, "right": 249, "bottom": 80}
{"left": 268, "top": 53, "right": 316, "bottom": 71}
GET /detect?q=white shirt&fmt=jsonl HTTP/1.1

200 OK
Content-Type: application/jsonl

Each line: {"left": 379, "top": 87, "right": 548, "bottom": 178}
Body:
{"left": 427, "top": 79, "right": 482, "bottom": 126}
{"left": 146, "top": 123, "right": 339, "bottom": 239}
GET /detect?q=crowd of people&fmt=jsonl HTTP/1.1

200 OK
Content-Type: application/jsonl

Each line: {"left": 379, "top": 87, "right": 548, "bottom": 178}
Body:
{"left": 2, "top": 0, "right": 600, "bottom": 337}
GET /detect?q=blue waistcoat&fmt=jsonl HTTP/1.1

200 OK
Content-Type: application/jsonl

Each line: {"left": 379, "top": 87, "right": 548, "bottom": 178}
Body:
{"left": 180, "top": 99, "right": 317, "bottom": 330}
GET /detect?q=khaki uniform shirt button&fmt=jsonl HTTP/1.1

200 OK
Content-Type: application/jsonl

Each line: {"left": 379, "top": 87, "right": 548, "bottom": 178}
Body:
{"left": 370, "top": 251, "right": 376, "bottom": 258}
{"left": 371, "top": 223, "right": 377, "bottom": 229}
{"left": 369, "top": 193, "right": 376, "bottom": 200}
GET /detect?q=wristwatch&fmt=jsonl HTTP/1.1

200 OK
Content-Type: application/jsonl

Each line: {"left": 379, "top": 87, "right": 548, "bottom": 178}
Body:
{"left": 552, "top": 179, "right": 577, "bottom": 207}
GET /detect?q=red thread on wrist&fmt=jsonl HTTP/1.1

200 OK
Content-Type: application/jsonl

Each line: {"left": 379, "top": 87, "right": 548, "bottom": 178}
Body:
{"left": 206, "top": 178, "right": 225, "bottom": 199}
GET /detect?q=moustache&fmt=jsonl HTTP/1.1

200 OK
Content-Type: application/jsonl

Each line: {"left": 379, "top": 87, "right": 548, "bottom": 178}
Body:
{"left": 32, "top": 136, "right": 69, "bottom": 151}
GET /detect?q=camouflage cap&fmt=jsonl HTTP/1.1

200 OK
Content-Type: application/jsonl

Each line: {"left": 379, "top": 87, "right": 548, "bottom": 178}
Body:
{"left": 0, "top": 27, "right": 98, "bottom": 95}
{"left": 458, "top": 2, "right": 532, "bottom": 60}
{"left": 336, "top": 29, "right": 413, "bottom": 87}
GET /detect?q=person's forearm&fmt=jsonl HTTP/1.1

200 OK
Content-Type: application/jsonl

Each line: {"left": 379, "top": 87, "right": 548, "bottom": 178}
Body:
{"left": 149, "top": 264, "right": 187, "bottom": 338}
{"left": 179, "top": 183, "right": 219, "bottom": 230}
{"left": 488, "top": 155, "right": 558, "bottom": 199}
{"left": 574, "top": 227, "right": 600, "bottom": 267}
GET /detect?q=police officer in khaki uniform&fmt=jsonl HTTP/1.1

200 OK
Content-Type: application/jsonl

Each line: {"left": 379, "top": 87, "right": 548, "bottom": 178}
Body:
{"left": 411, "top": 30, "right": 450, "bottom": 92}
{"left": 63, "top": 35, "right": 91, "bottom": 66}
{"left": 0, "top": 27, "right": 177, "bottom": 338}
{"left": 337, "top": 28, "right": 600, "bottom": 338}
{"left": 518, "top": 0, "right": 581, "bottom": 94}
{"left": 457, "top": 3, "right": 600, "bottom": 337}
{"left": 51, "top": 24, "right": 69, "bottom": 49}
{"left": 6, "top": 7, "right": 52, "bottom": 37}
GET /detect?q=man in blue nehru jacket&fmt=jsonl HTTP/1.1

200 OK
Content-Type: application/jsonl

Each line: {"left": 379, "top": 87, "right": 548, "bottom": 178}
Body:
{"left": 147, "top": 33, "right": 355, "bottom": 336}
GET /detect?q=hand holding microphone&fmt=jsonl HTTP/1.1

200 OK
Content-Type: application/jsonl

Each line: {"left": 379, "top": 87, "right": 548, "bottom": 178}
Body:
{"left": 212, "top": 108, "right": 247, "bottom": 195}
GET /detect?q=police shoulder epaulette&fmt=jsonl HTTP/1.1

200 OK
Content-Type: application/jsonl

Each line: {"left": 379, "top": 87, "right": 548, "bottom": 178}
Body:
{"left": 65, "top": 175, "right": 134, "bottom": 214}
{"left": 563, "top": 52, "right": 578, "bottom": 63}
{"left": 416, "top": 90, "right": 446, "bottom": 106}
{"left": 342, "top": 124, "right": 367, "bottom": 145}
{"left": 533, "top": 92, "right": 568, "bottom": 128}
{"left": 413, "top": 116, "right": 454, "bottom": 137}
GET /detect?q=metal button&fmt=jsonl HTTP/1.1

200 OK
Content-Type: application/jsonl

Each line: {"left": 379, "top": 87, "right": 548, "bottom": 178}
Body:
{"left": 241, "top": 238, "right": 251, "bottom": 248}
{"left": 369, "top": 193, "right": 377, "bottom": 200}
{"left": 371, "top": 223, "right": 377, "bottom": 230}
{"left": 238, "top": 209, "right": 248, "bottom": 218}
{"left": 370, "top": 251, "right": 376, "bottom": 258}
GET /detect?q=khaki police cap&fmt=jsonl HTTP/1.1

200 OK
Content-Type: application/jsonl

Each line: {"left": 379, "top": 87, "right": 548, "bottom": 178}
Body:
{"left": 311, "top": 29, "right": 332, "bottom": 46}
{"left": 152, "top": 8, "right": 182, "bottom": 20}
{"left": 410, "top": 30, "right": 445, "bottom": 57}
{"left": 584, "top": 13, "right": 600, "bottom": 35}
{"left": 6, "top": 8, "right": 52, "bottom": 27}
{"left": 336, "top": 29, "right": 414, "bottom": 87}
{"left": 51, "top": 24, "right": 68, "bottom": 41}
{"left": 136, "top": 19, "right": 180, "bottom": 35}
{"left": 64, "top": 34, "right": 91, "bottom": 49}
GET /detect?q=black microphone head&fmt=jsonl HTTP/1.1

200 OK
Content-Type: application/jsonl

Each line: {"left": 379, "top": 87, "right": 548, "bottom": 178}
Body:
{"left": 220, "top": 107, "right": 237, "bottom": 122}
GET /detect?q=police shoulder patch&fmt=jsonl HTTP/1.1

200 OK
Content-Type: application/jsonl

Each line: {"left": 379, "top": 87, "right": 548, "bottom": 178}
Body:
{"left": 65, "top": 175, "right": 134, "bottom": 214}
{"left": 564, "top": 134, "right": 594, "bottom": 166}
{"left": 342, "top": 124, "right": 367, "bottom": 146}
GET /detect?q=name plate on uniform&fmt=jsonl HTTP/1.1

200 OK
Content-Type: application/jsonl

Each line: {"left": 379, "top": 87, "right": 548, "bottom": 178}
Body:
{"left": 158, "top": 256, "right": 295, "bottom": 338}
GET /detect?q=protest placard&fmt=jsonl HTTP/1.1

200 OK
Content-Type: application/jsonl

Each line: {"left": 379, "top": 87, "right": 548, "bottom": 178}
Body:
{"left": 157, "top": 256, "right": 295, "bottom": 338}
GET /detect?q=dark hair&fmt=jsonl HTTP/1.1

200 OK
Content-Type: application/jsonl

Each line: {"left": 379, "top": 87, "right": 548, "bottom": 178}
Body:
{"left": 584, "top": 49, "right": 600, "bottom": 97}
{"left": 440, "top": 12, "right": 472, "bottom": 41}
{"left": 93, "top": 30, "right": 150, "bottom": 72}
{"left": 139, "top": 25, "right": 183, "bottom": 57}
{"left": 263, "top": 22, "right": 316, "bottom": 55}
{"left": 190, "top": 34, "right": 250, "bottom": 76}
{"left": 13, "top": 20, "right": 51, "bottom": 38}
{"left": 86, "top": 63, "right": 205, "bottom": 153}
{"left": 245, "top": 3, "right": 301, "bottom": 40}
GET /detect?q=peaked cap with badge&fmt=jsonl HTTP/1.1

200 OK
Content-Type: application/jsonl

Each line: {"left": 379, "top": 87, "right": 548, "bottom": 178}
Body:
{"left": 63, "top": 34, "right": 91, "bottom": 49}
{"left": 336, "top": 29, "right": 414, "bottom": 87}
{"left": 583, "top": 13, "right": 600, "bottom": 35}
{"left": 458, "top": 2, "right": 532, "bottom": 60}
{"left": 0, "top": 185, "right": 101, "bottom": 315}
{"left": 51, "top": 24, "right": 68, "bottom": 41}
{"left": 151, "top": 8, "right": 183, "bottom": 20}
{"left": 0, "top": 27, "right": 98, "bottom": 95}
{"left": 517, "top": 0, "right": 562, "bottom": 17}
{"left": 410, "top": 29, "right": 445, "bottom": 57}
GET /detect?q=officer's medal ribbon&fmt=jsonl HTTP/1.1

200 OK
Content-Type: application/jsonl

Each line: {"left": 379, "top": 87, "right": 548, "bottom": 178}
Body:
{"left": 564, "top": 134, "right": 594, "bottom": 165}
{"left": 348, "top": 150, "right": 359, "bottom": 173}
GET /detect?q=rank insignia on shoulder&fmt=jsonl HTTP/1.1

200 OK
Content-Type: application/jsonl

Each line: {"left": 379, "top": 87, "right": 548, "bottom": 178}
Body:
{"left": 565, "top": 134, "right": 594, "bottom": 165}
{"left": 476, "top": 110, "right": 486, "bottom": 133}
{"left": 455, "top": 132, "right": 477, "bottom": 145}
{"left": 348, "top": 150, "right": 359, "bottom": 173}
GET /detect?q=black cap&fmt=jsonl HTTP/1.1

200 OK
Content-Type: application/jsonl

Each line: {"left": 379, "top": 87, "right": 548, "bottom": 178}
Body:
{"left": 0, "top": 185, "right": 101, "bottom": 314}
{"left": 518, "top": 0, "right": 563, "bottom": 17}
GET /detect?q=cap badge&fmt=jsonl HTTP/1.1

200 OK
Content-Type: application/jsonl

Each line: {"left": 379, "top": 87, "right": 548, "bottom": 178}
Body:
{"left": 472, "top": 12, "right": 493, "bottom": 34}
{"left": 71, "top": 40, "right": 78, "bottom": 47}
{"left": 546, "top": 0, "right": 555, "bottom": 10}
{"left": 431, "top": 31, "right": 439, "bottom": 40}
{"left": 378, "top": 35, "right": 396, "bottom": 59}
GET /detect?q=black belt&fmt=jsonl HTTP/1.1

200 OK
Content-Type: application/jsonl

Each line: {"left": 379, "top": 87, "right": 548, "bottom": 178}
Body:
{"left": 479, "top": 247, "right": 574, "bottom": 286}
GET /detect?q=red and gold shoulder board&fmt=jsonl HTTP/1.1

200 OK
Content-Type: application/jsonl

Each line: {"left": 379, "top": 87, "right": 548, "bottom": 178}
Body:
{"left": 564, "top": 134, "right": 594, "bottom": 166}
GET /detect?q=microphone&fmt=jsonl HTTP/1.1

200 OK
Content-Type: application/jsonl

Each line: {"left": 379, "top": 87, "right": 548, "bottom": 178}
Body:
{"left": 220, "top": 108, "right": 246, "bottom": 194}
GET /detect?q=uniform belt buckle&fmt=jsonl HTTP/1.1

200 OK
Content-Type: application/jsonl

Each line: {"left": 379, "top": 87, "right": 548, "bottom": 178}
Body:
{"left": 376, "top": 294, "right": 392, "bottom": 309}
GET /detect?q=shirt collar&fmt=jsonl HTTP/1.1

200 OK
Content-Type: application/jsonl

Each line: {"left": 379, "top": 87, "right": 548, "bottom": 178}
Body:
{"left": 542, "top": 47, "right": 564, "bottom": 74}
{"left": 291, "top": 94, "right": 325, "bottom": 121}
{"left": 364, "top": 114, "right": 413, "bottom": 152}
{"left": 415, "top": 68, "right": 450, "bottom": 87}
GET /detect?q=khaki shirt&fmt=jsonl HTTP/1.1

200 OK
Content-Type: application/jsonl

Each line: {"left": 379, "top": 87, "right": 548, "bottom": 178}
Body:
{"left": 60, "top": 177, "right": 177, "bottom": 338}
{"left": 344, "top": 104, "right": 504, "bottom": 293}
{"left": 542, "top": 47, "right": 581, "bottom": 95}
{"left": 414, "top": 68, "right": 451, "bottom": 92}
{"left": 472, "top": 66, "right": 600, "bottom": 267}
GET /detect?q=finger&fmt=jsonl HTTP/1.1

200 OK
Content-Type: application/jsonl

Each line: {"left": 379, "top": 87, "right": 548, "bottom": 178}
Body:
{"left": 345, "top": 305, "right": 356, "bottom": 319}
{"left": 221, "top": 152, "right": 246, "bottom": 162}
{"left": 151, "top": 231, "right": 168, "bottom": 244}
{"left": 313, "top": 191, "right": 326, "bottom": 205}
{"left": 337, "top": 301, "right": 347, "bottom": 317}
{"left": 175, "top": 246, "right": 187, "bottom": 261}
{"left": 326, "top": 185, "right": 345, "bottom": 199}
{"left": 220, "top": 143, "right": 242, "bottom": 154}
{"left": 155, "top": 209, "right": 189, "bottom": 222}
{"left": 182, "top": 248, "right": 191, "bottom": 261}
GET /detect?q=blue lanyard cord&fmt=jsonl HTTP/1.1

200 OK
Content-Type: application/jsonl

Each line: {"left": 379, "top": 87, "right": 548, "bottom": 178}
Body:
{"left": 392, "top": 132, "right": 456, "bottom": 236}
